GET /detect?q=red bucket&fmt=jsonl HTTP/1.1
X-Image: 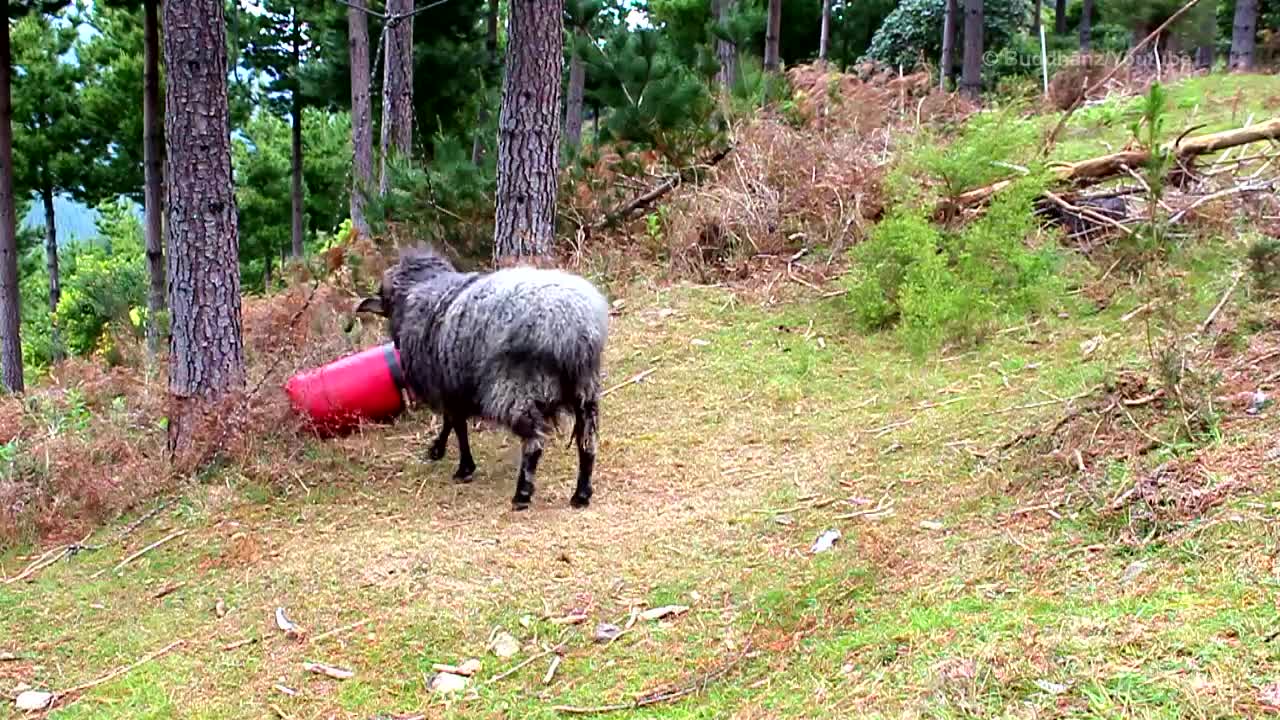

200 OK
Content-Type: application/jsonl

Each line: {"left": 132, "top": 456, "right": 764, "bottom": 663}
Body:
{"left": 285, "top": 343, "right": 407, "bottom": 436}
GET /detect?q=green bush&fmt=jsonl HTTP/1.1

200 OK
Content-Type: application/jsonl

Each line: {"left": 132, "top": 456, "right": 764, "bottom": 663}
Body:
{"left": 844, "top": 176, "right": 1064, "bottom": 355}
{"left": 55, "top": 201, "right": 148, "bottom": 359}
{"left": 886, "top": 109, "right": 1041, "bottom": 206}
{"left": 862, "top": 0, "right": 1030, "bottom": 73}
{"left": 1248, "top": 237, "right": 1280, "bottom": 297}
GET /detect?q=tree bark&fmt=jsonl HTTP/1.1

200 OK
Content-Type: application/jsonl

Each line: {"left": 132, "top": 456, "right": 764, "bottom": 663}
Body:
{"left": 472, "top": 0, "right": 499, "bottom": 165}
{"left": 713, "top": 0, "right": 738, "bottom": 90}
{"left": 379, "top": 0, "right": 414, "bottom": 194}
{"left": 1229, "top": 0, "right": 1258, "bottom": 71}
{"left": 493, "top": 0, "right": 564, "bottom": 262}
{"left": 347, "top": 0, "right": 373, "bottom": 236}
{"left": 818, "top": 0, "right": 832, "bottom": 61}
{"left": 42, "top": 189, "right": 62, "bottom": 362}
{"left": 1079, "top": 0, "right": 1093, "bottom": 51}
{"left": 0, "top": 18, "right": 22, "bottom": 394}
{"left": 143, "top": 0, "right": 166, "bottom": 360}
{"left": 961, "top": 0, "right": 984, "bottom": 100}
{"left": 562, "top": 30, "right": 586, "bottom": 159}
{"left": 764, "top": 0, "right": 782, "bottom": 72}
{"left": 941, "top": 0, "right": 958, "bottom": 90}
{"left": 290, "top": 6, "right": 305, "bottom": 258}
{"left": 1054, "top": 0, "right": 1067, "bottom": 33}
{"left": 1196, "top": 43, "right": 1214, "bottom": 69}
{"left": 163, "top": 0, "right": 245, "bottom": 454}
{"left": 1032, "top": 0, "right": 1041, "bottom": 31}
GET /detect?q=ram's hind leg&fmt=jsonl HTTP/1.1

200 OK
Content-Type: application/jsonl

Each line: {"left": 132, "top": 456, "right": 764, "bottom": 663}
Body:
{"left": 570, "top": 399, "right": 599, "bottom": 508}
{"left": 452, "top": 416, "right": 477, "bottom": 482}
{"left": 510, "top": 406, "right": 551, "bottom": 511}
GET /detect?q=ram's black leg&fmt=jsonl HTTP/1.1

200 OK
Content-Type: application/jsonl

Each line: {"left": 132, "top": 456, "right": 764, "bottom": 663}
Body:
{"left": 570, "top": 399, "right": 598, "bottom": 508}
{"left": 427, "top": 416, "right": 452, "bottom": 461}
{"left": 452, "top": 417, "right": 477, "bottom": 482}
{"left": 512, "top": 437, "right": 542, "bottom": 510}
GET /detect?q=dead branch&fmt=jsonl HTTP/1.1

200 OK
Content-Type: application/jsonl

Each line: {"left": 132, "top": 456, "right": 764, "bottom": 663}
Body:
{"left": 1197, "top": 270, "right": 1245, "bottom": 336}
{"left": 49, "top": 640, "right": 185, "bottom": 710}
{"left": 1043, "top": 190, "right": 1134, "bottom": 236}
{"left": 487, "top": 642, "right": 568, "bottom": 685}
{"left": 552, "top": 642, "right": 752, "bottom": 715}
{"left": 601, "top": 367, "right": 657, "bottom": 397}
{"left": 1042, "top": 0, "right": 1209, "bottom": 154}
{"left": 92, "top": 529, "right": 189, "bottom": 579}
{"left": 309, "top": 618, "right": 371, "bottom": 644}
{"left": 942, "top": 118, "right": 1280, "bottom": 217}
{"left": 594, "top": 146, "right": 733, "bottom": 230}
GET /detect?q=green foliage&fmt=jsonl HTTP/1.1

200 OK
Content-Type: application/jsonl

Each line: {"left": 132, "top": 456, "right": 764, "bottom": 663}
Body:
{"left": 21, "top": 199, "right": 149, "bottom": 367}
{"left": 586, "top": 27, "right": 722, "bottom": 166}
{"left": 863, "top": 0, "right": 1030, "bottom": 72}
{"left": 1247, "top": 237, "right": 1280, "bottom": 297}
{"left": 364, "top": 133, "right": 496, "bottom": 263}
{"left": 844, "top": 177, "right": 1064, "bottom": 355}
{"left": 888, "top": 110, "right": 1042, "bottom": 206}
{"left": 10, "top": 10, "right": 99, "bottom": 203}
{"left": 76, "top": 0, "right": 150, "bottom": 202}
{"left": 232, "top": 108, "right": 353, "bottom": 291}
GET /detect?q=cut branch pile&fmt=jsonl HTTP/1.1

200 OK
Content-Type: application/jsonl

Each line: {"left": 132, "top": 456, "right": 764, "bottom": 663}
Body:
{"left": 938, "top": 118, "right": 1280, "bottom": 219}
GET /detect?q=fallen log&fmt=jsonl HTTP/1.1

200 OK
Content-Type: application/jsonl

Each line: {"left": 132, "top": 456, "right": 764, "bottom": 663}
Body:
{"left": 938, "top": 117, "right": 1280, "bottom": 217}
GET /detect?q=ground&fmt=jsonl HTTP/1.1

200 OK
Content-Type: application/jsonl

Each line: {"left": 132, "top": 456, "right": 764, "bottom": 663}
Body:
{"left": 3, "top": 72, "right": 1280, "bottom": 719}
{"left": 3, "top": 259, "right": 1279, "bottom": 718}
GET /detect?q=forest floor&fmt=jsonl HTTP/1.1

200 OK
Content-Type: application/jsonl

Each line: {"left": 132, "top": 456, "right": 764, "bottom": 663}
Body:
{"left": 4, "top": 73, "right": 1280, "bottom": 719}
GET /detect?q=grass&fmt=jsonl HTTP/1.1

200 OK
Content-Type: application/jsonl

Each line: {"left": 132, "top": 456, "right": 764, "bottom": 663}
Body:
{"left": 3, "top": 74, "right": 1280, "bottom": 718}
{"left": 2, "top": 261, "right": 1277, "bottom": 718}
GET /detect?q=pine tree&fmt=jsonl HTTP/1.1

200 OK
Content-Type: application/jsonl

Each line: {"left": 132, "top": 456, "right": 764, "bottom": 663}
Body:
{"left": 10, "top": 12, "right": 93, "bottom": 361}
{"left": 493, "top": 0, "right": 565, "bottom": 262}
{"left": 347, "top": 0, "right": 373, "bottom": 235}
{"left": 163, "top": 0, "right": 244, "bottom": 454}
{"left": 962, "top": 0, "right": 984, "bottom": 100}
{"left": 819, "top": 0, "right": 833, "bottom": 61}
{"left": 1230, "top": 0, "right": 1258, "bottom": 69}
{"left": 564, "top": 0, "right": 604, "bottom": 160}
{"left": 942, "top": 0, "right": 959, "bottom": 89}
{"left": 472, "top": 0, "right": 499, "bottom": 165}
{"left": 379, "top": 0, "right": 414, "bottom": 195}
{"left": 764, "top": 0, "right": 782, "bottom": 71}
{"left": 0, "top": 11, "right": 21, "bottom": 393}
{"left": 1080, "top": 0, "right": 1093, "bottom": 50}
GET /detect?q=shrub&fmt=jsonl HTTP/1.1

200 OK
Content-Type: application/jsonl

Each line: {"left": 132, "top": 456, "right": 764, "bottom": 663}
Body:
{"left": 844, "top": 176, "right": 1064, "bottom": 355}
{"left": 863, "top": 0, "right": 1030, "bottom": 73}
{"left": 1248, "top": 237, "right": 1280, "bottom": 296}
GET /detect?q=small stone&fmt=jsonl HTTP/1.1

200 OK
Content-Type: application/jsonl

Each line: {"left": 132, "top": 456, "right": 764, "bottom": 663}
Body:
{"left": 1121, "top": 560, "right": 1149, "bottom": 584}
{"left": 428, "top": 672, "right": 468, "bottom": 694}
{"left": 15, "top": 690, "right": 54, "bottom": 711}
{"left": 920, "top": 520, "right": 944, "bottom": 531}
{"left": 639, "top": 605, "right": 689, "bottom": 621}
{"left": 594, "top": 623, "right": 623, "bottom": 643}
{"left": 457, "top": 659, "right": 482, "bottom": 676}
{"left": 490, "top": 631, "right": 520, "bottom": 659}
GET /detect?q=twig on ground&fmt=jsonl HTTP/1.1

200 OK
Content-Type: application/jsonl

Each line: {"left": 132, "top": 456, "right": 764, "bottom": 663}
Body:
{"left": 151, "top": 581, "right": 186, "bottom": 599}
{"left": 543, "top": 655, "right": 562, "bottom": 685}
{"left": 1121, "top": 302, "right": 1154, "bottom": 322}
{"left": 221, "top": 637, "right": 259, "bottom": 652}
{"left": 1196, "top": 270, "right": 1245, "bottom": 336}
{"left": 2, "top": 529, "right": 93, "bottom": 585}
{"left": 50, "top": 640, "right": 184, "bottom": 710}
{"left": 487, "top": 642, "right": 568, "bottom": 685}
{"left": 92, "top": 529, "right": 189, "bottom": 579}
{"left": 984, "top": 388, "right": 1096, "bottom": 416}
{"left": 309, "top": 618, "right": 371, "bottom": 644}
{"left": 552, "top": 642, "right": 753, "bottom": 715}
{"left": 601, "top": 368, "right": 657, "bottom": 397}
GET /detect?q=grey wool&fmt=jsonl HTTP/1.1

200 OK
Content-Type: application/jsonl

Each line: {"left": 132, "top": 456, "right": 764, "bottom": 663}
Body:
{"left": 356, "top": 247, "right": 609, "bottom": 510}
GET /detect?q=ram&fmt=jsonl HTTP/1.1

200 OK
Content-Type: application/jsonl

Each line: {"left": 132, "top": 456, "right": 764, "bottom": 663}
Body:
{"left": 356, "top": 248, "right": 609, "bottom": 510}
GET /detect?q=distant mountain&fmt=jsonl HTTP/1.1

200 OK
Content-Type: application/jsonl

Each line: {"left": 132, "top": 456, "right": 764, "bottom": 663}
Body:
{"left": 19, "top": 194, "right": 143, "bottom": 247}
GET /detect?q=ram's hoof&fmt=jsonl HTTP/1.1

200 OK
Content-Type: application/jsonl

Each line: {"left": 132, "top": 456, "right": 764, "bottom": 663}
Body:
{"left": 511, "top": 498, "right": 531, "bottom": 511}
{"left": 427, "top": 444, "right": 447, "bottom": 461}
{"left": 453, "top": 466, "right": 475, "bottom": 483}
{"left": 570, "top": 493, "right": 592, "bottom": 509}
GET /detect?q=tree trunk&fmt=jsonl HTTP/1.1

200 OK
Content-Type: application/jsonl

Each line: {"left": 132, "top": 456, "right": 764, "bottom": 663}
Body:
{"left": 1229, "top": 0, "right": 1258, "bottom": 71}
{"left": 1032, "top": 0, "right": 1041, "bottom": 31}
{"left": 562, "top": 32, "right": 586, "bottom": 160}
{"left": 818, "top": 0, "right": 832, "bottom": 61}
{"left": 347, "top": 0, "right": 373, "bottom": 237}
{"left": 379, "top": 0, "right": 414, "bottom": 194}
{"left": 0, "top": 19, "right": 21, "bottom": 394}
{"left": 290, "top": 7, "right": 304, "bottom": 258}
{"left": 1196, "top": 43, "right": 1214, "bottom": 69}
{"left": 143, "top": 0, "right": 166, "bottom": 360}
{"left": 764, "top": 0, "right": 782, "bottom": 72}
{"left": 941, "top": 0, "right": 958, "bottom": 89}
{"left": 1054, "top": 0, "right": 1067, "bottom": 33}
{"left": 961, "top": 0, "right": 984, "bottom": 100}
{"left": 713, "top": 0, "right": 738, "bottom": 90}
{"left": 42, "top": 189, "right": 62, "bottom": 362}
{"left": 493, "top": 0, "right": 564, "bottom": 262}
{"left": 472, "top": 0, "right": 499, "bottom": 165}
{"left": 1079, "top": 0, "right": 1092, "bottom": 51}
{"left": 263, "top": 252, "right": 273, "bottom": 290}
{"left": 163, "top": 0, "right": 245, "bottom": 455}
